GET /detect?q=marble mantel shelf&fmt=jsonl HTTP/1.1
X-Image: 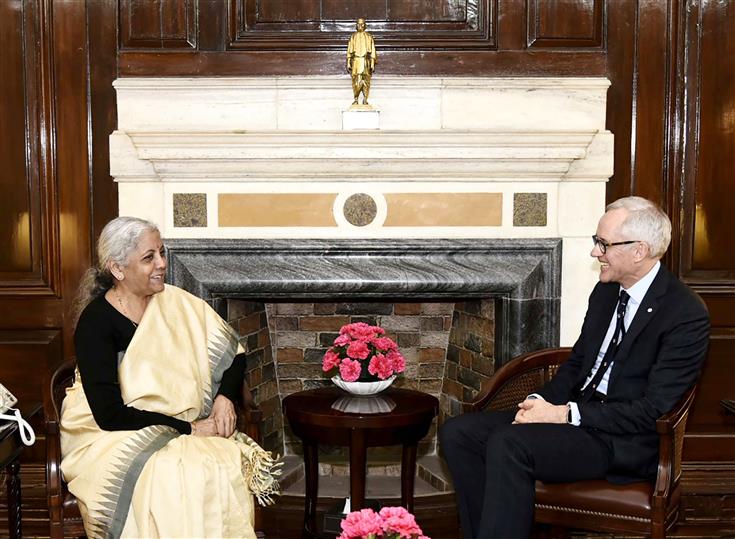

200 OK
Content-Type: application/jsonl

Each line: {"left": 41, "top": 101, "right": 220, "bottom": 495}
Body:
{"left": 110, "top": 129, "right": 612, "bottom": 180}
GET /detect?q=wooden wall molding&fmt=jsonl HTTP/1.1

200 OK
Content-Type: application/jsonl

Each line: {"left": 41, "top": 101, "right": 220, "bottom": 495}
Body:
{"left": 0, "top": 0, "right": 60, "bottom": 297}
{"left": 527, "top": 0, "right": 604, "bottom": 49}
{"left": 119, "top": 0, "right": 197, "bottom": 50}
{"left": 228, "top": 0, "right": 494, "bottom": 50}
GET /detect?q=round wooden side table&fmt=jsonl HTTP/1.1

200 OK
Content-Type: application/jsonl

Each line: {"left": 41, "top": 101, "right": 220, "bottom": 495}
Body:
{"left": 283, "top": 386, "right": 439, "bottom": 538}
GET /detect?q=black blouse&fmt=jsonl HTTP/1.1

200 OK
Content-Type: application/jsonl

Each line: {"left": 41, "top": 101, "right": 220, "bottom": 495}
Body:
{"left": 74, "top": 294, "right": 246, "bottom": 435}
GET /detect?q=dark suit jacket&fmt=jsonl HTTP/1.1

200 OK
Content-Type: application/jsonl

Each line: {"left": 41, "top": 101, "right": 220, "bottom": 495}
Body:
{"left": 537, "top": 264, "right": 710, "bottom": 479}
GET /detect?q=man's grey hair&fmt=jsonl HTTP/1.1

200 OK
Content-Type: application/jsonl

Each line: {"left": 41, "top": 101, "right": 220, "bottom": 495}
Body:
{"left": 606, "top": 196, "right": 671, "bottom": 258}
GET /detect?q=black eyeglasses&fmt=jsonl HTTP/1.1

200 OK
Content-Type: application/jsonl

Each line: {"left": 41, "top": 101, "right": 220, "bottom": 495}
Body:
{"left": 591, "top": 235, "right": 640, "bottom": 254}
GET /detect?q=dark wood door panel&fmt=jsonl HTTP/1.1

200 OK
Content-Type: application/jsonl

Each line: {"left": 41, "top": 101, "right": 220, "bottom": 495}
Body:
{"left": 528, "top": 0, "right": 604, "bottom": 49}
{"left": 0, "top": 330, "right": 62, "bottom": 408}
{"left": 684, "top": 293, "right": 735, "bottom": 462}
{"left": 700, "top": 293, "right": 735, "bottom": 335}
{"left": 120, "top": 0, "right": 638, "bottom": 74}
{"left": 231, "top": 0, "right": 493, "bottom": 49}
{"left": 0, "top": 0, "right": 59, "bottom": 296}
{"left": 119, "top": 0, "right": 197, "bottom": 50}
{"left": 0, "top": 0, "right": 96, "bottom": 362}
{"left": 684, "top": 336, "right": 735, "bottom": 461}
{"left": 679, "top": 0, "right": 735, "bottom": 281}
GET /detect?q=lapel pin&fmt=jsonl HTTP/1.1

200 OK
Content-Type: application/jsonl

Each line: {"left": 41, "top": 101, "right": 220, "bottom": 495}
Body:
{"left": 647, "top": 307, "right": 653, "bottom": 313}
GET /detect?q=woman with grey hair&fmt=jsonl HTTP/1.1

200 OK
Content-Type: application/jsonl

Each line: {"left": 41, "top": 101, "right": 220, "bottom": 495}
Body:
{"left": 61, "top": 216, "right": 279, "bottom": 539}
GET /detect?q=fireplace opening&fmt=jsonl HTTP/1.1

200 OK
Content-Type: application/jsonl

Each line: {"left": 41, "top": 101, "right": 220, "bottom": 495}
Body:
{"left": 226, "top": 297, "right": 498, "bottom": 494}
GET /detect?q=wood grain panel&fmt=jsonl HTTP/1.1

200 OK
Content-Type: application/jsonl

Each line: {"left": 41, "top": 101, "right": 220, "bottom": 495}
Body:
{"left": 604, "top": 0, "right": 636, "bottom": 203}
{"left": 120, "top": 0, "right": 197, "bottom": 50}
{"left": 631, "top": 0, "right": 672, "bottom": 215}
{"left": 230, "top": 0, "right": 492, "bottom": 50}
{"left": 120, "top": 49, "right": 605, "bottom": 76}
{"left": 52, "top": 0, "right": 94, "bottom": 358}
{"left": 88, "top": 0, "right": 120, "bottom": 241}
{"left": 0, "top": 0, "right": 34, "bottom": 274}
{"left": 322, "top": 0, "right": 386, "bottom": 20}
{"left": 257, "top": 0, "right": 321, "bottom": 21}
{"left": 679, "top": 0, "right": 735, "bottom": 280}
{"left": 387, "top": 0, "right": 470, "bottom": 21}
{"left": 0, "top": 0, "right": 59, "bottom": 295}
{"left": 683, "top": 337, "right": 735, "bottom": 461}
{"left": 0, "top": 330, "right": 62, "bottom": 410}
{"left": 528, "top": 0, "right": 603, "bottom": 49}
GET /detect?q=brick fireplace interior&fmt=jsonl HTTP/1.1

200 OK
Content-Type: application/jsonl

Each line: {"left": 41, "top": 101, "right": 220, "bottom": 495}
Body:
{"left": 227, "top": 298, "right": 496, "bottom": 493}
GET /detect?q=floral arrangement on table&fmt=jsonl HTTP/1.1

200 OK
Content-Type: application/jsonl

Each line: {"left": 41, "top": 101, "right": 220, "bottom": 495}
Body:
{"left": 338, "top": 507, "right": 430, "bottom": 539}
{"left": 322, "top": 322, "right": 406, "bottom": 383}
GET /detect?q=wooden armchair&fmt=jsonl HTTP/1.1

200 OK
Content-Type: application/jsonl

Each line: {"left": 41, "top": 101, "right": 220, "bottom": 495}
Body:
{"left": 469, "top": 347, "right": 696, "bottom": 539}
{"left": 44, "top": 358, "right": 264, "bottom": 539}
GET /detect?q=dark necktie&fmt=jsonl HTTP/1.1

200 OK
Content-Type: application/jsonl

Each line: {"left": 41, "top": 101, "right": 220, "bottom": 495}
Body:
{"left": 579, "top": 290, "right": 630, "bottom": 402}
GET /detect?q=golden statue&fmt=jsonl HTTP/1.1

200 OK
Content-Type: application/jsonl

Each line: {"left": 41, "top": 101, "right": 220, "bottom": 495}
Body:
{"left": 346, "top": 18, "right": 376, "bottom": 107}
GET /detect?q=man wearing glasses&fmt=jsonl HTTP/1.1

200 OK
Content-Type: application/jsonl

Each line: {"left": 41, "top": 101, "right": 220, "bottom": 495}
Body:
{"left": 440, "top": 196, "right": 710, "bottom": 539}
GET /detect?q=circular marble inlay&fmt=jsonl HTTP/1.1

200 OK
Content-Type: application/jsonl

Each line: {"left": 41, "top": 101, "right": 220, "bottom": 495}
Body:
{"left": 343, "top": 193, "right": 378, "bottom": 227}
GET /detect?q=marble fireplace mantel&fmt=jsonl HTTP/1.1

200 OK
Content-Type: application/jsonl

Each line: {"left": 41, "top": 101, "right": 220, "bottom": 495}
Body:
{"left": 111, "top": 130, "right": 610, "bottom": 179}
{"left": 110, "top": 76, "right": 614, "bottom": 345}
{"left": 166, "top": 237, "right": 561, "bottom": 364}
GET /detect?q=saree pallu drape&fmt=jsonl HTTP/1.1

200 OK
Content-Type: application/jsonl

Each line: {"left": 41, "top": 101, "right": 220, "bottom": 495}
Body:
{"left": 60, "top": 285, "right": 279, "bottom": 539}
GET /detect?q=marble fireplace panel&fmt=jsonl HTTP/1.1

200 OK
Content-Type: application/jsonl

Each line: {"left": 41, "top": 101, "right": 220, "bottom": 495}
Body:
{"left": 165, "top": 237, "right": 561, "bottom": 362}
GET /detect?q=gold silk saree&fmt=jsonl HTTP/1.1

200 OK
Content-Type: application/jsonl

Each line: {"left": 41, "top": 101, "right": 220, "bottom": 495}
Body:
{"left": 60, "top": 285, "right": 279, "bottom": 538}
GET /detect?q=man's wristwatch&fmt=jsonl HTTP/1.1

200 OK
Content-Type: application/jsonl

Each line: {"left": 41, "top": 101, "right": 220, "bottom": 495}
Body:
{"left": 566, "top": 404, "right": 573, "bottom": 424}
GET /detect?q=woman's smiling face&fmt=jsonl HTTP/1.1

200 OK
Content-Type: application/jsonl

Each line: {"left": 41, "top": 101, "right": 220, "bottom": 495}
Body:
{"left": 117, "top": 229, "right": 167, "bottom": 297}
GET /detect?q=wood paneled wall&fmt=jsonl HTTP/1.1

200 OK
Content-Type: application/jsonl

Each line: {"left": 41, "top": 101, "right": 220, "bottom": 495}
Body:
{"left": 0, "top": 0, "right": 94, "bottom": 399}
{"left": 1, "top": 0, "right": 733, "bottom": 530}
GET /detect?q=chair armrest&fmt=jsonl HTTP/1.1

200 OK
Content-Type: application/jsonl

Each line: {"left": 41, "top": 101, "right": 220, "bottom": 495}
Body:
{"left": 652, "top": 386, "right": 696, "bottom": 502}
{"left": 45, "top": 417, "right": 65, "bottom": 514}
{"left": 469, "top": 348, "right": 571, "bottom": 412}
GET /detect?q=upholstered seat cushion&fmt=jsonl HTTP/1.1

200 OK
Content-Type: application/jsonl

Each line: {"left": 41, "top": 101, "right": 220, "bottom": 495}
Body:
{"left": 535, "top": 480, "right": 653, "bottom": 519}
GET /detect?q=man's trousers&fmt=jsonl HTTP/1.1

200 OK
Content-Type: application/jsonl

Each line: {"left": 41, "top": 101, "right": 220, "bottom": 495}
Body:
{"left": 439, "top": 410, "right": 613, "bottom": 539}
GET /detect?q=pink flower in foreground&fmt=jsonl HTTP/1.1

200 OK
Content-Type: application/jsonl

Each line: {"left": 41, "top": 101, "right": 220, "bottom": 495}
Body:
{"left": 379, "top": 506, "right": 423, "bottom": 538}
{"left": 342, "top": 322, "right": 384, "bottom": 341}
{"left": 334, "top": 334, "right": 351, "bottom": 346}
{"left": 372, "top": 336, "right": 398, "bottom": 352}
{"left": 338, "top": 508, "right": 383, "bottom": 539}
{"left": 368, "top": 353, "right": 394, "bottom": 380}
{"left": 340, "top": 322, "right": 368, "bottom": 335}
{"left": 347, "top": 340, "right": 370, "bottom": 360}
{"left": 387, "top": 350, "right": 406, "bottom": 374}
{"left": 322, "top": 349, "right": 341, "bottom": 372}
{"left": 339, "top": 358, "right": 362, "bottom": 382}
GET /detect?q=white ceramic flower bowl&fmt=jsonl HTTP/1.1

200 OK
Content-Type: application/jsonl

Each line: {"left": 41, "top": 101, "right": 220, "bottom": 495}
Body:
{"left": 331, "top": 375, "right": 396, "bottom": 396}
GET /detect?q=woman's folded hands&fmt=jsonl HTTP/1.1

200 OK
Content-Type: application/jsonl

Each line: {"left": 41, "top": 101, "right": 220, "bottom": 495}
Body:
{"left": 190, "top": 395, "right": 237, "bottom": 438}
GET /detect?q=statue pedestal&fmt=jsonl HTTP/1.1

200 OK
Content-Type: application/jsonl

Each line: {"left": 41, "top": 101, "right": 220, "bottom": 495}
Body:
{"left": 342, "top": 107, "right": 380, "bottom": 130}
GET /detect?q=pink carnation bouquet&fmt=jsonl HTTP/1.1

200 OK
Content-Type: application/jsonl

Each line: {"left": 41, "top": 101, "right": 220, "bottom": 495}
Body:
{"left": 337, "top": 507, "right": 430, "bottom": 539}
{"left": 322, "top": 322, "right": 406, "bottom": 383}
